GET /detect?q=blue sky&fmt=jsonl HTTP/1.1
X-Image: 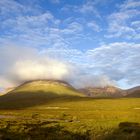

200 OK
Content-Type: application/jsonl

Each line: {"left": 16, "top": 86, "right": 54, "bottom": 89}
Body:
{"left": 0, "top": 0, "right": 140, "bottom": 89}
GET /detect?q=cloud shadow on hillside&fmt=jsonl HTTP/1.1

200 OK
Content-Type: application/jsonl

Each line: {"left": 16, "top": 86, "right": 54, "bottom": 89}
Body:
{"left": 0, "top": 91, "right": 86, "bottom": 109}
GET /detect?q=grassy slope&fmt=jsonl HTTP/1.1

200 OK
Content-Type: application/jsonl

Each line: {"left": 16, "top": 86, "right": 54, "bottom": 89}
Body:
{"left": 10, "top": 80, "right": 84, "bottom": 96}
{"left": 0, "top": 98, "right": 140, "bottom": 139}
{"left": 32, "top": 97, "right": 140, "bottom": 123}
{"left": 0, "top": 81, "right": 85, "bottom": 109}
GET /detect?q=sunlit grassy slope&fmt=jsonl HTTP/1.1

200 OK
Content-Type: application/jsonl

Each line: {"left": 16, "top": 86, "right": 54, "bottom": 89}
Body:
{"left": 10, "top": 80, "right": 84, "bottom": 96}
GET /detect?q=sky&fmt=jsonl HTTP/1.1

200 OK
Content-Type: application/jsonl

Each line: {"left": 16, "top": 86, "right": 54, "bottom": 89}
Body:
{"left": 0, "top": 0, "right": 140, "bottom": 90}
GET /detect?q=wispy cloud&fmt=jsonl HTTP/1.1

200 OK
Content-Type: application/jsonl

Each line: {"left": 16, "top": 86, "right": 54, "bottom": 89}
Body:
{"left": 120, "top": 0, "right": 140, "bottom": 9}
{"left": 106, "top": 0, "right": 140, "bottom": 40}
{"left": 87, "top": 21, "right": 101, "bottom": 32}
{"left": 78, "top": 1, "right": 100, "bottom": 17}
{"left": 87, "top": 42, "right": 140, "bottom": 88}
{"left": 61, "top": 0, "right": 100, "bottom": 18}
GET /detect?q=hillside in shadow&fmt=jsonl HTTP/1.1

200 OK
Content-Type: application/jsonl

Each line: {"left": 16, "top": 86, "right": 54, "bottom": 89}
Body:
{"left": 0, "top": 91, "right": 84, "bottom": 109}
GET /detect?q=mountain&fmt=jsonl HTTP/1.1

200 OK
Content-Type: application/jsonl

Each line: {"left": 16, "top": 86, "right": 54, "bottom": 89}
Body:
{"left": 9, "top": 80, "right": 84, "bottom": 96}
{"left": 125, "top": 86, "right": 140, "bottom": 97}
{"left": 80, "top": 85, "right": 140, "bottom": 98}
{"left": 0, "top": 87, "right": 15, "bottom": 95}
{"left": 0, "top": 80, "right": 84, "bottom": 109}
{"left": 80, "top": 86, "right": 124, "bottom": 97}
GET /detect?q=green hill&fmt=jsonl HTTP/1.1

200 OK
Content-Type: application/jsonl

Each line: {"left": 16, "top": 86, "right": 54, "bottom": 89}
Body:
{"left": 0, "top": 80, "right": 85, "bottom": 109}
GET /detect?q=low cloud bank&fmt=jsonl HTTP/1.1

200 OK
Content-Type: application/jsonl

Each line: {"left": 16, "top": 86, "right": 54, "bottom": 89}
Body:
{"left": 0, "top": 45, "right": 114, "bottom": 89}
{"left": 2, "top": 42, "right": 140, "bottom": 90}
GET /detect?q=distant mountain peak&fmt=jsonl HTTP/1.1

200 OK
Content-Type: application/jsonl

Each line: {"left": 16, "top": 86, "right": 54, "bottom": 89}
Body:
{"left": 80, "top": 85, "right": 123, "bottom": 97}
{"left": 126, "top": 86, "right": 140, "bottom": 97}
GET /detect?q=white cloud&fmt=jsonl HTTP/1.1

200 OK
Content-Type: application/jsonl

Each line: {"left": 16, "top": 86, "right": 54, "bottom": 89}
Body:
{"left": 0, "top": 45, "right": 72, "bottom": 88}
{"left": 106, "top": 25, "right": 136, "bottom": 39}
{"left": 106, "top": 0, "right": 140, "bottom": 40}
{"left": 71, "top": 74, "right": 115, "bottom": 88}
{"left": 61, "top": 22, "right": 83, "bottom": 35}
{"left": 87, "top": 42, "right": 140, "bottom": 88}
{"left": 11, "top": 59, "right": 69, "bottom": 82}
{"left": 61, "top": 1, "right": 100, "bottom": 18}
{"left": 79, "top": 1, "right": 96, "bottom": 13}
{"left": 0, "top": 42, "right": 140, "bottom": 89}
{"left": 0, "top": 44, "right": 114, "bottom": 89}
{"left": 0, "top": 0, "right": 40, "bottom": 18}
{"left": 87, "top": 21, "right": 101, "bottom": 32}
{"left": 0, "top": 0, "right": 24, "bottom": 16}
{"left": 120, "top": 0, "right": 140, "bottom": 10}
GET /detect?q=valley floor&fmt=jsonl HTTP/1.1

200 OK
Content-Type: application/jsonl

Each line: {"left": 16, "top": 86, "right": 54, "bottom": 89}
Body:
{"left": 0, "top": 98, "right": 140, "bottom": 140}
